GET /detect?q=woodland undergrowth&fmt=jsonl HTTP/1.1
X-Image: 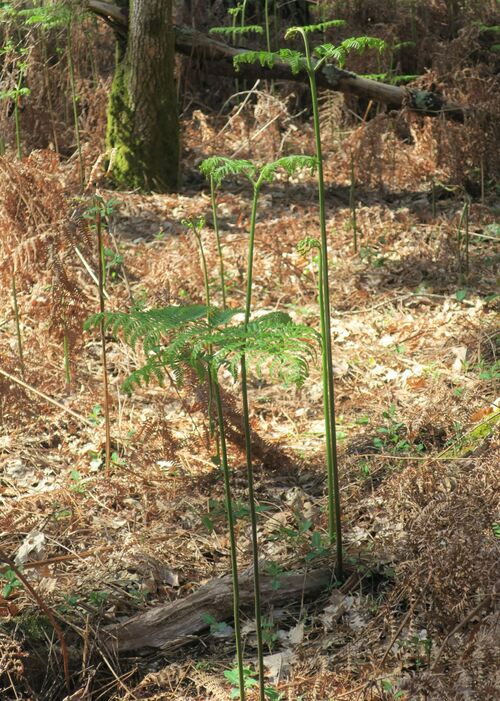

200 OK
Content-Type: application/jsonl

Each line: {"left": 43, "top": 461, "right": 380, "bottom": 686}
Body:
{"left": 0, "top": 2, "right": 499, "bottom": 700}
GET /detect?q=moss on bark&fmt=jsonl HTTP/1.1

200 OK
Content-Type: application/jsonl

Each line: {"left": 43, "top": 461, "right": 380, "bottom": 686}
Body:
{"left": 106, "top": 0, "right": 179, "bottom": 192}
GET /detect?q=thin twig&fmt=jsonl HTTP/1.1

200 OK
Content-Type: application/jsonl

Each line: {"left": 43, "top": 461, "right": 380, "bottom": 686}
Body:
{"left": 0, "top": 367, "right": 93, "bottom": 426}
{"left": 335, "top": 293, "right": 449, "bottom": 316}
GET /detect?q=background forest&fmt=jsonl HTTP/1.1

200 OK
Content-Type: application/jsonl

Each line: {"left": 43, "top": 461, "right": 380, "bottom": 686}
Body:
{"left": 0, "top": 1, "right": 499, "bottom": 700}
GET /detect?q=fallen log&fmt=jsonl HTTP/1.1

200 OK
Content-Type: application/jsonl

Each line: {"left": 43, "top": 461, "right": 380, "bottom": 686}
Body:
{"left": 103, "top": 566, "right": 332, "bottom": 652}
{"left": 87, "top": 1, "right": 466, "bottom": 122}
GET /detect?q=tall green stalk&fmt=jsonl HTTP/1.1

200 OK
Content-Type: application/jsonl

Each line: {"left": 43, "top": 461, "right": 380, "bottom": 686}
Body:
{"left": 210, "top": 175, "right": 228, "bottom": 309}
{"left": 240, "top": 182, "right": 266, "bottom": 701}
{"left": 349, "top": 153, "right": 358, "bottom": 253}
{"left": 287, "top": 27, "right": 343, "bottom": 578}
{"left": 264, "top": 0, "right": 271, "bottom": 52}
{"left": 95, "top": 205, "right": 111, "bottom": 476}
{"left": 193, "top": 221, "right": 245, "bottom": 701}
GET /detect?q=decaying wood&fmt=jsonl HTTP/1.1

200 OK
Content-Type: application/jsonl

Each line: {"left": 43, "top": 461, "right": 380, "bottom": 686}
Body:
{"left": 103, "top": 566, "right": 332, "bottom": 652}
{"left": 87, "top": 1, "right": 466, "bottom": 122}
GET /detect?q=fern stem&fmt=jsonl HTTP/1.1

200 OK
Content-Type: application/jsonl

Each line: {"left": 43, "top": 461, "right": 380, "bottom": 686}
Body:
{"left": 213, "top": 377, "right": 246, "bottom": 701}
{"left": 194, "top": 220, "right": 245, "bottom": 698}
{"left": 350, "top": 152, "right": 358, "bottom": 253}
{"left": 264, "top": 0, "right": 271, "bottom": 52}
{"left": 193, "top": 221, "right": 221, "bottom": 458}
{"left": 301, "top": 30, "right": 343, "bottom": 578}
{"left": 96, "top": 206, "right": 111, "bottom": 476}
{"left": 241, "top": 186, "right": 266, "bottom": 701}
{"left": 210, "top": 175, "right": 227, "bottom": 309}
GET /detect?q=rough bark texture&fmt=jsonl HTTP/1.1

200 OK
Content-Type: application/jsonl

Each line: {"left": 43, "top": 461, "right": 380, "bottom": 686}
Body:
{"left": 103, "top": 566, "right": 332, "bottom": 652}
{"left": 106, "top": 0, "right": 179, "bottom": 191}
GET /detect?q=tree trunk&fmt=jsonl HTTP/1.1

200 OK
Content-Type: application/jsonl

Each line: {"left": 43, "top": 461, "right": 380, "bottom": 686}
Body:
{"left": 106, "top": 0, "right": 179, "bottom": 191}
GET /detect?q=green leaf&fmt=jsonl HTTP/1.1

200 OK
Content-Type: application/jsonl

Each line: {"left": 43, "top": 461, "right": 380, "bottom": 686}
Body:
{"left": 455, "top": 289, "right": 468, "bottom": 301}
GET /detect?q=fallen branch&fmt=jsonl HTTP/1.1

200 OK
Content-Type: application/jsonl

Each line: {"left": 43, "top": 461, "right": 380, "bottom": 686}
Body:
{"left": 86, "top": 2, "right": 466, "bottom": 122}
{"left": 103, "top": 566, "right": 332, "bottom": 652}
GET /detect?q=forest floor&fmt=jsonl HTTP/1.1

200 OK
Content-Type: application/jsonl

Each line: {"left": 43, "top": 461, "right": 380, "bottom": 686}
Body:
{"left": 0, "top": 100, "right": 499, "bottom": 701}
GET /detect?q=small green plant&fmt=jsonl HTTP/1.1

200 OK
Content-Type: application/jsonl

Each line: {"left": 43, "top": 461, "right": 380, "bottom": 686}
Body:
{"left": 202, "top": 613, "right": 233, "bottom": 636}
{"left": 358, "top": 460, "right": 371, "bottom": 480}
{"left": 380, "top": 678, "right": 404, "bottom": 699}
{"left": 264, "top": 561, "right": 284, "bottom": 590}
{"left": 225, "top": 666, "right": 259, "bottom": 699}
{"left": 261, "top": 615, "right": 279, "bottom": 651}
{"left": 1, "top": 568, "right": 23, "bottom": 598}
{"left": 88, "top": 404, "right": 103, "bottom": 425}
{"left": 87, "top": 590, "right": 109, "bottom": 608}
{"left": 224, "top": 666, "right": 283, "bottom": 700}
{"left": 85, "top": 274, "right": 315, "bottom": 701}
{"left": 69, "top": 469, "right": 86, "bottom": 494}
{"left": 374, "top": 405, "right": 424, "bottom": 454}
{"left": 305, "top": 530, "right": 329, "bottom": 561}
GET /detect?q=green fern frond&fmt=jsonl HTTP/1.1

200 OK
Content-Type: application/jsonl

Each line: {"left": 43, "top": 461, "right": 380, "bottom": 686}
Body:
{"left": 393, "top": 40, "right": 416, "bottom": 51}
{"left": 315, "top": 36, "right": 388, "bottom": 68}
{"left": 209, "top": 25, "right": 263, "bottom": 36}
{"left": 233, "top": 48, "right": 306, "bottom": 75}
{"left": 477, "top": 23, "right": 500, "bottom": 33}
{"left": 285, "top": 20, "right": 346, "bottom": 37}
{"left": 390, "top": 74, "right": 418, "bottom": 84}
{"left": 200, "top": 156, "right": 256, "bottom": 187}
{"left": 87, "top": 305, "right": 319, "bottom": 394}
{"left": 276, "top": 48, "right": 306, "bottom": 74}
{"left": 207, "top": 312, "right": 318, "bottom": 387}
{"left": 84, "top": 305, "right": 210, "bottom": 352}
{"left": 233, "top": 50, "right": 278, "bottom": 71}
{"left": 258, "top": 155, "right": 317, "bottom": 184}
{"left": 17, "top": 4, "right": 76, "bottom": 28}
{"left": 314, "top": 43, "right": 345, "bottom": 64}
{"left": 297, "top": 236, "right": 321, "bottom": 255}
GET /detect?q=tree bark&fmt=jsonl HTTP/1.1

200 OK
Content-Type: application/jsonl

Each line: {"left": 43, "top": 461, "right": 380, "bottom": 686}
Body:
{"left": 106, "top": 0, "right": 179, "bottom": 191}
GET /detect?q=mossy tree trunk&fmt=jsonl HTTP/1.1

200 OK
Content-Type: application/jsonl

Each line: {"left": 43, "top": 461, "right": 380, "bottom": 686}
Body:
{"left": 107, "top": 0, "right": 179, "bottom": 191}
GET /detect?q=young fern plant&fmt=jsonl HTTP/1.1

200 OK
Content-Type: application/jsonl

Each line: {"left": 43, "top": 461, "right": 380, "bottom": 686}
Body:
{"left": 286, "top": 23, "right": 344, "bottom": 579}
{"left": 232, "top": 21, "right": 376, "bottom": 578}
{"left": 199, "top": 153, "right": 316, "bottom": 700}
{"left": 84, "top": 300, "right": 317, "bottom": 701}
